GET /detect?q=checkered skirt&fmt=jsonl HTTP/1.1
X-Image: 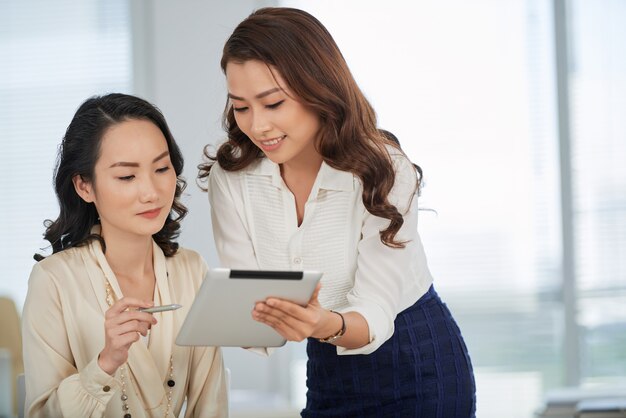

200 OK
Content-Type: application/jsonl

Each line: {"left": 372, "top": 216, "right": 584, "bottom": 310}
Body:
{"left": 302, "top": 286, "right": 476, "bottom": 418}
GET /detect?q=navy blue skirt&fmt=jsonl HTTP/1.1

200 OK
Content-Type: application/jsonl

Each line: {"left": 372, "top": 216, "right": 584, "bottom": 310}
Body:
{"left": 302, "top": 286, "right": 476, "bottom": 418}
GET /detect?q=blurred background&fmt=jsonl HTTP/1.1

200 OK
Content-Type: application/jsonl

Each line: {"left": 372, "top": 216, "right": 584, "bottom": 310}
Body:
{"left": 1, "top": 0, "right": 624, "bottom": 417}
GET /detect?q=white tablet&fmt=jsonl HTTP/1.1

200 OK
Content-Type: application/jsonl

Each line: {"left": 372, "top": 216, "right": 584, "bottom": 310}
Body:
{"left": 175, "top": 268, "right": 322, "bottom": 347}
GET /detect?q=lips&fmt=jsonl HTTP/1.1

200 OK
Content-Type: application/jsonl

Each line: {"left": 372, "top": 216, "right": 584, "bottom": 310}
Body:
{"left": 138, "top": 208, "right": 161, "bottom": 219}
{"left": 258, "top": 135, "right": 286, "bottom": 151}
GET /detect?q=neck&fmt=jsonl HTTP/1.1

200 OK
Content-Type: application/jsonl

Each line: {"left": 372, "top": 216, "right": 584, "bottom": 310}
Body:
{"left": 280, "top": 149, "right": 324, "bottom": 184}
{"left": 100, "top": 228, "right": 154, "bottom": 282}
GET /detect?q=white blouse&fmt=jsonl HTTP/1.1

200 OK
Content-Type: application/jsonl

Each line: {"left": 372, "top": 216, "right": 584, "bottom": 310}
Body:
{"left": 207, "top": 150, "right": 434, "bottom": 355}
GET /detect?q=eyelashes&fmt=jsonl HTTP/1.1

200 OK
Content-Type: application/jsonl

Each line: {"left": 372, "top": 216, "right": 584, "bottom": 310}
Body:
{"left": 266, "top": 100, "right": 284, "bottom": 109}
{"left": 233, "top": 100, "right": 285, "bottom": 113}
{"left": 117, "top": 166, "right": 171, "bottom": 181}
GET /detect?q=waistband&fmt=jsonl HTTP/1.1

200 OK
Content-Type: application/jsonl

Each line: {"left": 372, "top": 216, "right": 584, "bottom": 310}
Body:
{"left": 402, "top": 284, "right": 440, "bottom": 314}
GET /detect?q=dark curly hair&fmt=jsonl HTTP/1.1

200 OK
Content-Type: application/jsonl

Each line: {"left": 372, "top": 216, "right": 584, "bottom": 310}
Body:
{"left": 35, "top": 93, "right": 187, "bottom": 260}
{"left": 198, "top": 7, "right": 421, "bottom": 247}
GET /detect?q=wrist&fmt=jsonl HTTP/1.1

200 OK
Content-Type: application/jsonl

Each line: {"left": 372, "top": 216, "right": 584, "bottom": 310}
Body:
{"left": 312, "top": 309, "right": 340, "bottom": 338}
{"left": 318, "top": 310, "right": 346, "bottom": 344}
{"left": 97, "top": 352, "right": 118, "bottom": 376}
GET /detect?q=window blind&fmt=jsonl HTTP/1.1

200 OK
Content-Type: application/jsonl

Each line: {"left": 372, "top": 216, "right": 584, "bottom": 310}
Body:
{"left": 569, "top": 0, "right": 626, "bottom": 385}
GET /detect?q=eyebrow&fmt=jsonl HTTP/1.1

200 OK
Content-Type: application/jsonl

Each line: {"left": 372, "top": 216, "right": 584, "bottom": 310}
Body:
{"left": 228, "top": 87, "right": 281, "bottom": 101}
{"left": 109, "top": 151, "right": 170, "bottom": 168}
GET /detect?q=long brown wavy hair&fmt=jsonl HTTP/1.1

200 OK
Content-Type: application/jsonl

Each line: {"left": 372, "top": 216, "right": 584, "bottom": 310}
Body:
{"left": 198, "top": 7, "right": 421, "bottom": 247}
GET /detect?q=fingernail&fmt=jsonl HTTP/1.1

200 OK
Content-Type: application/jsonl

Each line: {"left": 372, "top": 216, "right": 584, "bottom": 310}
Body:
{"left": 267, "top": 299, "right": 275, "bottom": 306}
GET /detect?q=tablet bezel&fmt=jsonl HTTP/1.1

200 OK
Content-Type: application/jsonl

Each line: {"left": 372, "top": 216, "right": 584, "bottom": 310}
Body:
{"left": 175, "top": 268, "right": 322, "bottom": 347}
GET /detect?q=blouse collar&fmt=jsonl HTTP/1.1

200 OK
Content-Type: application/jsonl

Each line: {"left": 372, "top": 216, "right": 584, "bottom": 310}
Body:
{"left": 249, "top": 157, "right": 355, "bottom": 192}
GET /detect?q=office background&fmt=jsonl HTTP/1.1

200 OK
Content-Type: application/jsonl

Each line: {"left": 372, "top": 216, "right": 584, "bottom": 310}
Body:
{"left": 1, "top": 0, "right": 624, "bottom": 417}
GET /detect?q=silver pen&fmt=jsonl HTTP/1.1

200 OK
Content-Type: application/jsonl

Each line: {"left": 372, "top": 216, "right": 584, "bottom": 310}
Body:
{"left": 138, "top": 304, "right": 182, "bottom": 313}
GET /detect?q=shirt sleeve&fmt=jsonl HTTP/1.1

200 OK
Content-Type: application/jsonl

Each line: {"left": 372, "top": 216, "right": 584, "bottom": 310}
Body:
{"left": 207, "top": 164, "right": 259, "bottom": 269}
{"left": 22, "top": 263, "right": 121, "bottom": 417}
{"left": 336, "top": 153, "right": 423, "bottom": 355}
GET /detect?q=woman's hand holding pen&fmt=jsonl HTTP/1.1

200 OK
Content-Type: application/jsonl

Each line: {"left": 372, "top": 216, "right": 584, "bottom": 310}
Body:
{"left": 252, "top": 283, "right": 342, "bottom": 342}
{"left": 98, "top": 297, "right": 157, "bottom": 376}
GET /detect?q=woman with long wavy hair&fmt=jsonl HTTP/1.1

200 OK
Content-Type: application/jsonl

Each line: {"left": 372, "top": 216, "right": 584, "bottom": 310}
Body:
{"left": 199, "top": 7, "right": 475, "bottom": 417}
{"left": 23, "top": 93, "right": 228, "bottom": 417}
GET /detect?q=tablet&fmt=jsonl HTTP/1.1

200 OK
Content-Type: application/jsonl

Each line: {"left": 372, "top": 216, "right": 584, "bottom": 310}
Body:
{"left": 175, "top": 268, "right": 322, "bottom": 347}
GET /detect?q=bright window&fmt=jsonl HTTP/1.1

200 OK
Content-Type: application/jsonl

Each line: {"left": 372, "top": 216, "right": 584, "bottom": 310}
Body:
{"left": 570, "top": 0, "right": 626, "bottom": 386}
{"left": 280, "top": 0, "right": 625, "bottom": 416}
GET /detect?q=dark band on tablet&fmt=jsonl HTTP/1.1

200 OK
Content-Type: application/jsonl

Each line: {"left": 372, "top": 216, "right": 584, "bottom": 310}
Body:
{"left": 229, "top": 270, "right": 304, "bottom": 280}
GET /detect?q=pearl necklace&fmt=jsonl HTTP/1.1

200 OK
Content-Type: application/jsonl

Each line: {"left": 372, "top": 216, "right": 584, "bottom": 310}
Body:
{"left": 105, "top": 281, "right": 175, "bottom": 417}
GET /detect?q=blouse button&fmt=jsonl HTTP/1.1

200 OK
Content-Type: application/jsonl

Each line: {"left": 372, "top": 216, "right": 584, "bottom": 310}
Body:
{"left": 293, "top": 257, "right": 302, "bottom": 264}
{"left": 103, "top": 385, "right": 111, "bottom": 392}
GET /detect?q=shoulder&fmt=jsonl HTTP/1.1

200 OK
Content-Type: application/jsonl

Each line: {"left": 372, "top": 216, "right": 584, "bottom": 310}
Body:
{"left": 169, "top": 247, "right": 209, "bottom": 274}
{"left": 32, "top": 246, "right": 87, "bottom": 279}
{"left": 386, "top": 145, "right": 412, "bottom": 167}
{"left": 207, "top": 161, "right": 233, "bottom": 186}
{"left": 384, "top": 146, "right": 418, "bottom": 185}
{"left": 26, "top": 246, "right": 88, "bottom": 303}
{"left": 168, "top": 247, "right": 209, "bottom": 288}
{"left": 381, "top": 146, "right": 419, "bottom": 212}
{"left": 170, "top": 247, "right": 206, "bottom": 268}
{"left": 207, "top": 160, "right": 227, "bottom": 177}
{"left": 207, "top": 162, "right": 239, "bottom": 204}
{"left": 208, "top": 160, "right": 244, "bottom": 194}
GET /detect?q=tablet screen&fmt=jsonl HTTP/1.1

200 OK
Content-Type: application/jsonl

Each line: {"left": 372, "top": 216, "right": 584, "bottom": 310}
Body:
{"left": 176, "top": 268, "right": 322, "bottom": 347}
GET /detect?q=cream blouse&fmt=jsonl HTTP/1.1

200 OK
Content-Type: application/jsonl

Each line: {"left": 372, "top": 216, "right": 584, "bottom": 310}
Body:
{"left": 208, "top": 149, "right": 434, "bottom": 355}
{"left": 22, "top": 238, "right": 228, "bottom": 418}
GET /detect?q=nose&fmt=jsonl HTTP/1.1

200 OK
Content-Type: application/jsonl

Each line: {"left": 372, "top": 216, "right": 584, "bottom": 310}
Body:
{"left": 138, "top": 175, "right": 158, "bottom": 204}
{"left": 250, "top": 109, "right": 271, "bottom": 138}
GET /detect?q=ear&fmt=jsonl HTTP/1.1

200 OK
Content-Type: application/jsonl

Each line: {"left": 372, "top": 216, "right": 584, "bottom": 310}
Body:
{"left": 72, "top": 174, "right": 96, "bottom": 203}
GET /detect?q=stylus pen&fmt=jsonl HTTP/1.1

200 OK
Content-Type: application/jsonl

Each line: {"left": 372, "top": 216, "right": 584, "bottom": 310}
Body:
{"left": 138, "top": 304, "right": 182, "bottom": 313}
